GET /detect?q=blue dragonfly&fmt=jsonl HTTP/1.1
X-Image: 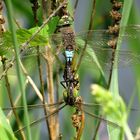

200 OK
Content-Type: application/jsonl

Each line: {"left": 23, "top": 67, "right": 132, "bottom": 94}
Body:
{"left": 1, "top": 25, "right": 140, "bottom": 77}
{"left": 1, "top": 24, "right": 140, "bottom": 139}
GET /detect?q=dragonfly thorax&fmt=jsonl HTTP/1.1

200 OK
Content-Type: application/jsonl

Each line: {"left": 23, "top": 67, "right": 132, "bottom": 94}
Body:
{"left": 64, "top": 95, "right": 76, "bottom": 106}
{"left": 60, "top": 27, "right": 76, "bottom": 50}
{"left": 63, "top": 86, "right": 79, "bottom": 106}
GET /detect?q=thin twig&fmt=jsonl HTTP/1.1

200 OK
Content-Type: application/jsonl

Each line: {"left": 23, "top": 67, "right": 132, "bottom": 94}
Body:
{"left": 7, "top": 80, "right": 28, "bottom": 119}
{"left": 41, "top": 0, "right": 47, "bottom": 20}
{"left": 14, "top": 18, "right": 21, "bottom": 29}
{"left": 7, "top": 94, "right": 21, "bottom": 118}
{"left": 73, "top": 0, "right": 79, "bottom": 16}
{"left": 30, "top": 0, "right": 51, "bottom": 136}
{"left": 55, "top": 62, "right": 60, "bottom": 138}
{"left": 107, "top": 49, "right": 116, "bottom": 88}
{"left": 36, "top": 46, "right": 50, "bottom": 136}
{"left": 107, "top": 1, "right": 123, "bottom": 88}
{"left": 2, "top": 58, "right": 25, "bottom": 140}
{"left": 92, "top": 118, "right": 101, "bottom": 140}
{"left": 75, "top": 0, "right": 96, "bottom": 74}
{"left": 19, "top": 60, "right": 43, "bottom": 101}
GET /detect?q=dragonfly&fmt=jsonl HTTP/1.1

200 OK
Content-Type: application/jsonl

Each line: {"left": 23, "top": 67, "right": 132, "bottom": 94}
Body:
{"left": 1, "top": 25, "right": 140, "bottom": 78}
{"left": 1, "top": 14, "right": 140, "bottom": 140}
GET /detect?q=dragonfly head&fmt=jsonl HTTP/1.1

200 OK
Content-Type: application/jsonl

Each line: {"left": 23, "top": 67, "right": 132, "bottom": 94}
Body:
{"left": 58, "top": 15, "right": 73, "bottom": 27}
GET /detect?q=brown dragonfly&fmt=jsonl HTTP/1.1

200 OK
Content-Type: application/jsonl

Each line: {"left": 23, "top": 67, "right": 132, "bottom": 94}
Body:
{"left": 0, "top": 25, "right": 140, "bottom": 78}
{"left": 1, "top": 25, "right": 140, "bottom": 139}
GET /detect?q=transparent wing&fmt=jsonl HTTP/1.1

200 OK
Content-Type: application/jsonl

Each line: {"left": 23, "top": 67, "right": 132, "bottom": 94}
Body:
{"left": 10, "top": 103, "right": 126, "bottom": 139}
{"left": 2, "top": 101, "right": 64, "bottom": 111}
{"left": 2, "top": 98, "right": 139, "bottom": 140}
{"left": 1, "top": 25, "right": 140, "bottom": 77}
{"left": 74, "top": 25, "right": 140, "bottom": 70}
{"left": 13, "top": 104, "right": 66, "bottom": 134}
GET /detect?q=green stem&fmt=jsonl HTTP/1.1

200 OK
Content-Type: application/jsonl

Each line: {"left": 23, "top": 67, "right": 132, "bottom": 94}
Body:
{"left": 4, "top": 1, "right": 31, "bottom": 139}
{"left": 124, "top": 123, "right": 134, "bottom": 140}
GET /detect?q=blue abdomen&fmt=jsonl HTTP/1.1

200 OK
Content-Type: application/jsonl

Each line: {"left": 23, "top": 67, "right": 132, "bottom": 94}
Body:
{"left": 65, "top": 50, "right": 74, "bottom": 62}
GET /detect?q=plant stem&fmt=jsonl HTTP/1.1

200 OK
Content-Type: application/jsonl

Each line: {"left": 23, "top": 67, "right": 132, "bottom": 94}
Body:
{"left": 92, "top": 118, "right": 101, "bottom": 140}
{"left": 55, "top": 63, "right": 60, "bottom": 138}
{"left": 37, "top": 47, "right": 51, "bottom": 138}
{"left": 45, "top": 46, "right": 57, "bottom": 140}
{"left": 124, "top": 123, "right": 134, "bottom": 140}
{"left": 30, "top": 0, "right": 51, "bottom": 136}
{"left": 7, "top": 93, "right": 22, "bottom": 119}
{"left": 75, "top": 0, "right": 96, "bottom": 73}
{"left": 19, "top": 60, "right": 43, "bottom": 101}
{"left": 108, "top": 49, "right": 116, "bottom": 89}
{"left": 4, "top": 1, "right": 31, "bottom": 139}
{"left": 2, "top": 58, "right": 25, "bottom": 140}
{"left": 73, "top": 0, "right": 79, "bottom": 15}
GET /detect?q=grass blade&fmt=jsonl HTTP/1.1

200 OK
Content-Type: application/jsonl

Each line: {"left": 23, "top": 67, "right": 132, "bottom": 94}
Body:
{"left": 109, "top": 0, "right": 133, "bottom": 140}
{"left": 4, "top": 1, "right": 32, "bottom": 139}
{"left": 0, "top": 108, "right": 17, "bottom": 140}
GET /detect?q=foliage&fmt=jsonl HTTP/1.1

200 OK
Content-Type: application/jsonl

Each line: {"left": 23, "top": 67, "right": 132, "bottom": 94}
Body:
{"left": 0, "top": 108, "right": 17, "bottom": 140}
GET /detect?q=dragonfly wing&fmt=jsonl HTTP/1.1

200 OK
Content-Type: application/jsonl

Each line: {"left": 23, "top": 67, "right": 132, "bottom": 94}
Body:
{"left": 0, "top": 32, "right": 65, "bottom": 77}
{"left": 74, "top": 26, "right": 140, "bottom": 71}
{"left": 14, "top": 104, "right": 66, "bottom": 134}
{"left": 1, "top": 25, "right": 140, "bottom": 76}
{"left": 2, "top": 101, "right": 64, "bottom": 111}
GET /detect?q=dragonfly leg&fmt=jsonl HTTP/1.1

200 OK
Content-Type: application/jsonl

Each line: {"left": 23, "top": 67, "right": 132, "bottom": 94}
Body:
{"left": 61, "top": 78, "right": 72, "bottom": 89}
{"left": 74, "top": 80, "right": 79, "bottom": 88}
{"left": 60, "top": 81, "right": 67, "bottom": 89}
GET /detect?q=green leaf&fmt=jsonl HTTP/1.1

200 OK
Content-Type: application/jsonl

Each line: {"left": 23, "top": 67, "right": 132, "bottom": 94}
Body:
{"left": 29, "top": 16, "right": 59, "bottom": 36}
{"left": 0, "top": 108, "right": 17, "bottom": 140}
{"left": 18, "top": 28, "right": 48, "bottom": 45}
{"left": 29, "top": 26, "right": 49, "bottom": 37}
{"left": 0, "top": 28, "right": 48, "bottom": 56}
{"left": 47, "top": 16, "right": 59, "bottom": 34}
{"left": 128, "top": 2, "right": 140, "bottom": 109}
